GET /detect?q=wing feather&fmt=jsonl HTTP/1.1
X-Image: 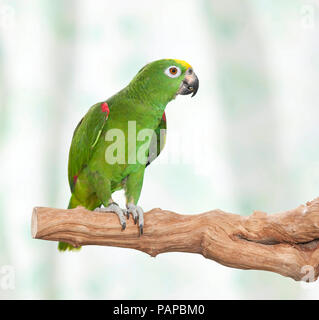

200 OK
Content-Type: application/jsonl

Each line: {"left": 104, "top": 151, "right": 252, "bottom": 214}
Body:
{"left": 68, "top": 102, "right": 108, "bottom": 192}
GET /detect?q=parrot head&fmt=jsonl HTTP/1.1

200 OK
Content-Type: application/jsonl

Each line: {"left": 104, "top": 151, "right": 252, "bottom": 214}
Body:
{"left": 130, "top": 59, "right": 199, "bottom": 105}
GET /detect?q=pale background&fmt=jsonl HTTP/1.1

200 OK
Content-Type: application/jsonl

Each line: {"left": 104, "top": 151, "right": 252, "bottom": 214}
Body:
{"left": 0, "top": 0, "right": 319, "bottom": 299}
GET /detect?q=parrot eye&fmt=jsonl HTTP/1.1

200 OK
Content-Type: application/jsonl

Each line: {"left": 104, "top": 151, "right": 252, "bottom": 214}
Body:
{"left": 165, "top": 66, "right": 181, "bottom": 78}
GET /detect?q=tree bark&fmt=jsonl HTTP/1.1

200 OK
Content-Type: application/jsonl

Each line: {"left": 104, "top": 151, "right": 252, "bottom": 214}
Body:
{"left": 31, "top": 198, "right": 319, "bottom": 281}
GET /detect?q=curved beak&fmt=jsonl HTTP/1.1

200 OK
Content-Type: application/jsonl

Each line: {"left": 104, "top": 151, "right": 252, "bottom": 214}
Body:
{"left": 178, "top": 68, "right": 199, "bottom": 97}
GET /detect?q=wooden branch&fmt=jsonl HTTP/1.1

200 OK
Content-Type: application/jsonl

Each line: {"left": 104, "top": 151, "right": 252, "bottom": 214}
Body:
{"left": 32, "top": 198, "right": 319, "bottom": 281}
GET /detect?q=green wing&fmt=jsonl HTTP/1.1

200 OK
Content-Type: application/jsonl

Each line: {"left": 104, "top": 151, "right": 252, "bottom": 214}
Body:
{"left": 146, "top": 112, "right": 167, "bottom": 167}
{"left": 68, "top": 102, "right": 108, "bottom": 192}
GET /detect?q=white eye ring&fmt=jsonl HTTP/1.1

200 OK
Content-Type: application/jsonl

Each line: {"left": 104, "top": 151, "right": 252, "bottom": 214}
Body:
{"left": 164, "top": 66, "right": 181, "bottom": 78}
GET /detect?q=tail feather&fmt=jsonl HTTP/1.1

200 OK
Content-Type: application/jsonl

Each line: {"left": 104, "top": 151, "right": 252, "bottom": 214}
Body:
{"left": 58, "top": 241, "right": 81, "bottom": 252}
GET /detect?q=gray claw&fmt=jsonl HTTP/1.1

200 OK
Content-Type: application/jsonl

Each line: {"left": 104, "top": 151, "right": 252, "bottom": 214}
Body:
{"left": 127, "top": 204, "right": 144, "bottom": 235}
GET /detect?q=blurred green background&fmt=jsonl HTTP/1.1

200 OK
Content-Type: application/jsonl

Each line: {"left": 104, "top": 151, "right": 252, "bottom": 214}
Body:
{"left": 0, "top": 0, "right": 319, "bottom": 299}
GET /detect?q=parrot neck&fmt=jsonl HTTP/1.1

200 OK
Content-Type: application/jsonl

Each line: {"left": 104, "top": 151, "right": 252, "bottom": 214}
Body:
{"left": 114, "top": 84, "right": 169, "bottom": 131}
{"left": 126, "top": 82, "right": 173, "bottom": 113}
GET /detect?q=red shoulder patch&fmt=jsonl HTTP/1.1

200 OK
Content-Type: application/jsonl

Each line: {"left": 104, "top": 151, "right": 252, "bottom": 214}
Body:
{"left": 162, "top": 112, "right": 166, "bottom": 122}
{"left": 73, "top": 175, "right": 78, "bottom": 185}
{"left": 101, "top": 102, "right": 110, "bottom": 119}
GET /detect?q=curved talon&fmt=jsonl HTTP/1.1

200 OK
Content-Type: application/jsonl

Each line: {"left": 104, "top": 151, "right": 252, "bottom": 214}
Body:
{"left": 127, "top": 204, "right": 144, "bottom": 235}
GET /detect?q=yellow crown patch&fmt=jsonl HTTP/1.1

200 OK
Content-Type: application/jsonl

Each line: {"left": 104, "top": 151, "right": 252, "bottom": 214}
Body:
{"left": 167, "top": 59, "right": 192, "bottom": 69}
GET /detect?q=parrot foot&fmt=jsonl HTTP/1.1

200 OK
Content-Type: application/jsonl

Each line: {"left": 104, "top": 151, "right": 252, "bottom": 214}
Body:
{"left": 126, "top": 204, "right": 144, "bottom": 236}
{"left": 94, "top": 202, "right": 127, "bottom": 230}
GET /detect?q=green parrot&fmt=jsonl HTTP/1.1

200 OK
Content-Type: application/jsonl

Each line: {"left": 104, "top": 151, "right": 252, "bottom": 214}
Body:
{"left": 59, "top": 59, "right": 199, "bottom": 251}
